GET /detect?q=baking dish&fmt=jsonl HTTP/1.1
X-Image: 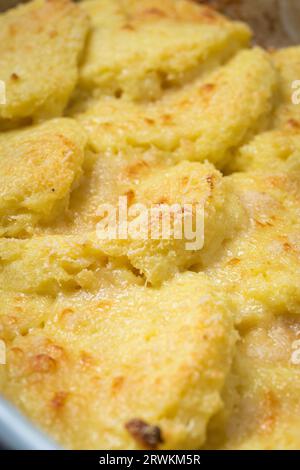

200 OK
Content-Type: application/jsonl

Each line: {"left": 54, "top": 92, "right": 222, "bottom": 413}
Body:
{"left": 0, "top": 0, "right": 300, "bottom": 451}
{"left": 0, "top": 396, "right": 58, "bottom": 450}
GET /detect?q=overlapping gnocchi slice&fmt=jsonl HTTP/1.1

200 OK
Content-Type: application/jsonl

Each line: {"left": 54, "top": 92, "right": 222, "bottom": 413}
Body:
{"left": 78, "top": 48, "right": 278, "bottom": 168}
{"left": 0, "top": 118, "right": 87, "bottom": 237}
{"left": 205, "top": 171, "right": 300, "bottom": 326}
{"left": 228, "top": 126, "right": 300, "bottom": 174}
{"left": 0, "top": 270, "right": 236, "bottom": 450}
{"left": 0, "top": 235, "right": 109, "bottom": 295}
{"left": 40, "top": 146, "right": 168, "bottom": 236}
{"left": 206, "top": 316, "right": 300, "bottom": 450}
{"left": 0, "top": 233, "right": 141, "bottom": 338}
{"left": 227, "top": 47, "right": 300, "bottom": 174}
{"left": 97, "top": 161, "right": 246, "bottom": 285}
{"left": 0, "top": 0, "right": 89, "bottom": 128}
{"left": 77, "top": 0, "right": 250, "bottom": 102}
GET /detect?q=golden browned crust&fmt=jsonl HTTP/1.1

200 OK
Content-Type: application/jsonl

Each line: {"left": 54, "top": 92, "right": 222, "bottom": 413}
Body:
{"left": 0, "top": 0, "right": 300, "bottom": 451}
{"left": 0, "top": 0, "right": 89, "bottom": 127}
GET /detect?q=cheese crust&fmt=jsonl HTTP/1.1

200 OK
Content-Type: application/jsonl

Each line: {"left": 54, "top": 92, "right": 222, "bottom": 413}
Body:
{"left": 0, "top": 0, "right": 300, "bottom": 450}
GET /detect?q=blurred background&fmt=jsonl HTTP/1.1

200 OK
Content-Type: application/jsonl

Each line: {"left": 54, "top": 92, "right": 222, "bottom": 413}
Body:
{"left": 199, "top": 0, "right": 300, "bottom": 47}
{"left": 1, "top": 0, "right": 300, "bottom": 47}
{"left": 0, "top": 0, "right": 27, "bottom": 11}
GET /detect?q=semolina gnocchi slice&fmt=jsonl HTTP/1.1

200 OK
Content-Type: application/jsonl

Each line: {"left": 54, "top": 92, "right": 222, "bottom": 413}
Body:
{"left": 205, "top": 171, "right": 300, "bottom": 327}
{"left": 0, "top": 0, "right": 89, "bottom": 128}
{"left": 228, "top": 48, "right": 300, "bottom": 173}
{"left": 77, "top": 0, "right": 250, "bottom": 102}
{"left": 0, "top": 118, "right": 87, "bottom": 237}
{"left": 39, "top": 146, "right": 169, "bottom": 236}
{"left": 78, "top": 48, "right": 278, "bottom": 168}
{"left": 97, "top": 161, "right": 246, "bottom": 285}
{"left": 0, "top": 271, "right": 236, "bottom": 449}
{"left": 0, "top": 235, "right": 108, "bottom": 295}
{"left": 0, "top": 234, "right": 141, "bottom": 339}
{"left": 0, "top": 291, "right": 54, "bottom": 342}
{"left": 228, "top": 126, "right": 300, "bottom": 174}
{"left": 206, "top": 316, "right": 300, "bottom": 450}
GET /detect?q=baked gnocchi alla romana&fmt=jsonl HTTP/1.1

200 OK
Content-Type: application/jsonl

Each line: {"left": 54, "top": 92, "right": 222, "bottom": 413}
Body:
{"left": 1, "top": 0, "right": 300, "bottom": 451}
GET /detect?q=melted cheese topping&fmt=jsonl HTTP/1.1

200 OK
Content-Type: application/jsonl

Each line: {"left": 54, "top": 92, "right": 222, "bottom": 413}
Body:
{"left": 0, "top": 0, "right": 300, "bottom": 451}
{"left": 0, "top": 0, "right": 89, "bottom": 128}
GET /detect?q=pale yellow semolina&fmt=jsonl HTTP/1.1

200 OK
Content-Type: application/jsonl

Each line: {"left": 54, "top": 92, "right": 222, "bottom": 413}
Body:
{"left": 0, "top": 271, "right": 236, "bottom": 450}
{"left": 78, "top": 48, "right": 278, "bottom": 168}
{"left": 0, "top": 118, "right": 87, "bottom": 237}
{"left": 229, "top": 127, "right": 300, "bottom": 174}
{"left": 1, "top": 0, "right": 300, "bottom": 452}
{"left": 229, "top": 47, "right": 300, "bottom": 173}
{"left": 77, "top": 0, "right": 251, "bottom": 102}
{"left": 37, "top": 146, "right": 168, "bottom": 236}
{"left": 97, "top": 161, "right": 246, "bottom": 285}
{"left": 0, "top": 0, "right": 89, "bottom": 128}
{"left": 204, "top": 172, "right": 300, "bottom": 327}
{"left": 205, "top": 316, "right": 300, "bottom": 450}
{"left": 272, "top": 47, "right": 300, "bottom": 127}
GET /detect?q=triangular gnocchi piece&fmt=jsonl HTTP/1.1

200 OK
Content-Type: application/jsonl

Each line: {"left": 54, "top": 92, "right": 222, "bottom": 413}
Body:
{"left": 78, "top": 48, "right": 278, "bottom": 168}
{"left": 204, "top": 171, "right": 300, "bottom": 326}
{"left": 228, "top": 127, "right": 300, "bottom": 174}
{"left": 97, "top": 161, "right": 246, "bottom": 285}
{"left": 77, "top": 0, "right": 250, "bottom": 102}
{"left": 0, "top": 269, "right": 236, "bottom": 450}
{"left": 0, "top": 235, "right": 110, "bottom": 295}
{"left": 0, "top": 0, "right": 89, "bottom": 128}
{"left": 0, "top": 118, "right": 87, "bottom": 237}
{"left": 227, "top": 47, "right": 300, "bottom": 174}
